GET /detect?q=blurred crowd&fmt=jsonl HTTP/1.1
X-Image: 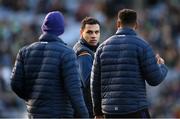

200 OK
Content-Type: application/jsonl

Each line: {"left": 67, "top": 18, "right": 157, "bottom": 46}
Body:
{"left": 0, "top": 0, "right": 179, "bottom": 118}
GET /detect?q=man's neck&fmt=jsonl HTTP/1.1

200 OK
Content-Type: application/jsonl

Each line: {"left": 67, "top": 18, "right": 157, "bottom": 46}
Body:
{"left": 118, "top": 26, "right": 136, "bottom": 30}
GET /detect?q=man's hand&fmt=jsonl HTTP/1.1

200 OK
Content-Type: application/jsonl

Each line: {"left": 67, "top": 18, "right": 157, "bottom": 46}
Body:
{"left": 156, "top": 54, "right": 165, "bottom": 64}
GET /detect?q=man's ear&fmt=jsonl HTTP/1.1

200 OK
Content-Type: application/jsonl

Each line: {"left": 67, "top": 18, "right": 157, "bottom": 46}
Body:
{"left": 80, "top": 29, "right": 83, "bottom": 37}
{"left": 134, "top": 22, "right": 138, "bottom": 30}
{"left": 116, "top": 20, "right": 121, "bottom": 28}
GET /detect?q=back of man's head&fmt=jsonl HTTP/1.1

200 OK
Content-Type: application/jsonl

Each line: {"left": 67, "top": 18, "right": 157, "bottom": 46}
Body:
{"left": 41, "top": 11, "right": 64, "bottom": 36}
{"left": 118, "top": 9, "right": 137, "bottom": 27}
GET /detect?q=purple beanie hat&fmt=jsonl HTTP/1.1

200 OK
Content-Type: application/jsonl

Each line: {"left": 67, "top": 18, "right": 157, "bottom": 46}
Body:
{"left": 41, "top": 11, "right": 64, "bottom": 36}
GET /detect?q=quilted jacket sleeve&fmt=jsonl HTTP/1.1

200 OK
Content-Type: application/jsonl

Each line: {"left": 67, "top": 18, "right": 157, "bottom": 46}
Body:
{"left": 61, "top": 49, "right": 89, "bottom": 118}
{"left": 10, "top": 47, "right": 27, "bottom": 100}
{"left": 140, "top": 45, "right": 168, "bottom": 86}
{"left": 90, "top": 45, "right": 103, "bottom": 116}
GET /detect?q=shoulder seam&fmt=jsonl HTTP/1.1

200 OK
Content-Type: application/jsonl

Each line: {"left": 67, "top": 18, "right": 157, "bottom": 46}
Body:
{"left": 78, "top": 51, "right": 91, "bottom": 56}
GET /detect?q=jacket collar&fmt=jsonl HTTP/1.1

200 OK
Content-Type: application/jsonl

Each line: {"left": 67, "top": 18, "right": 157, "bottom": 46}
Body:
{"left": 115, "top": 27, "right": 137, "bottom": 36}
{"left": 39, "top": 33, "right": 65, "bottom": 44}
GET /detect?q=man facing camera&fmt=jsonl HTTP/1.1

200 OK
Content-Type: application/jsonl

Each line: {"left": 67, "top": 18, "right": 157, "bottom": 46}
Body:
{"left": 73, "top": 17, "right": 100, "bottom": 117}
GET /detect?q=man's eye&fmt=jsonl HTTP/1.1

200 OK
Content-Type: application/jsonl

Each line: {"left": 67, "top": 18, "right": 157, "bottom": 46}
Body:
{"left": 95, "top": 31, "right": 99, "bottom": 34}
{"left": 87, "top": 31, "right": 93, "bottom": 34}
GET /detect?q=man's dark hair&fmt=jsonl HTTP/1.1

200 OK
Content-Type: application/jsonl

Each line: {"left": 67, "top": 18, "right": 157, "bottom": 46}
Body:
{"left": 118, "top": 9, "right": 137, "bottom": 25}
{"left": 81, "top": 17, "right": 100, "bottom": 30}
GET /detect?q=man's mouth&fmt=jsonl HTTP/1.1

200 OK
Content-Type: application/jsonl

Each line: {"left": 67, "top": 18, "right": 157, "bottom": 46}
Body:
{"left": 90, "top": 40, "right": 97, "bottom": 43}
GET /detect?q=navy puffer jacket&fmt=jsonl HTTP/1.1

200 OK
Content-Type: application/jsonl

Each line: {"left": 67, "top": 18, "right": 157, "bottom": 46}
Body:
{"left": 11, "top": 33, "right": 89, "bottom": 118}
{"left": 91, "top": 28, "right": 168, "bottom": 115}
{"left": 73, "top": 38, "right": 98, "bottom": 117}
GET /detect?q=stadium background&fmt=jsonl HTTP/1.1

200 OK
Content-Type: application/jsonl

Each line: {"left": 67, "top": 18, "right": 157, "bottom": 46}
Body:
{"left": 0, "top": 0, "right": 179, "bottom": 118}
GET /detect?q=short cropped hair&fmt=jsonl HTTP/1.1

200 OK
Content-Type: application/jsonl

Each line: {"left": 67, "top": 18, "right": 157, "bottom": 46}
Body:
{"left": 81, "top": 17, "right": 100, "bottom": 30}
{"left": 118, "top": 9, "right": 137, "bottom": 25}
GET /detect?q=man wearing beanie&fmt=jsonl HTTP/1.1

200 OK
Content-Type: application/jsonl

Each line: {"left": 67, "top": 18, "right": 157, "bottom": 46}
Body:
{"left": 10, "top": 11, "right": 89, "bottom": 118}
